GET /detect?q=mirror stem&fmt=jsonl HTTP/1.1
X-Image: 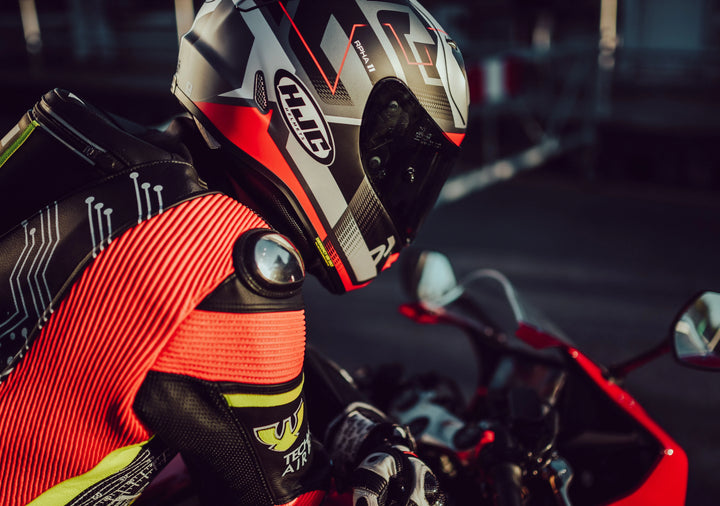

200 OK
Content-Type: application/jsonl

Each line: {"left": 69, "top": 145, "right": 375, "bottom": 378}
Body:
{"left": 607, "top": 340, "right": 672, "bottom": 381}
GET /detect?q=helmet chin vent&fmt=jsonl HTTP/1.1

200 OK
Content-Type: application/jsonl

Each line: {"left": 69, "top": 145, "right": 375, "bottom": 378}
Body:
{"left": 254, "top": 71, "right": 268, "bottom": 112}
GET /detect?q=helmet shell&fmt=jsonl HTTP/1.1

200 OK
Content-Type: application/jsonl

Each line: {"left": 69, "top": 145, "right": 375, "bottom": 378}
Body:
{"left": 174, "top": 0, "right": 469, "bottom": 293}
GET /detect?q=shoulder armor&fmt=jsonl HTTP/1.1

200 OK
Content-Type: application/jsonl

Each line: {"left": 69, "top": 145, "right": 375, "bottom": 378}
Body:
{"left": 33, "top": 88, "right": 185, "bottom": 170}
{"left": 234, "top": 229, "right": 305, "bottom": 298}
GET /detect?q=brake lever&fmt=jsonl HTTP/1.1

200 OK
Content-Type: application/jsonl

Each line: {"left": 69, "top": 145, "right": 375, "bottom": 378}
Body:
{"left": 543, "top": 456, "right": 573, "bottom": 506}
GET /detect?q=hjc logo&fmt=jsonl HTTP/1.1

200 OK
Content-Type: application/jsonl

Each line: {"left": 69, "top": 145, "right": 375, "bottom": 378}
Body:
{"left": 275, "top": 71, "right": 335, "bottom": 165}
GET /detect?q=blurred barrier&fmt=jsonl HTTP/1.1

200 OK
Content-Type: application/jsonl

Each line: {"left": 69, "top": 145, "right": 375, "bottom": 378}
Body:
{"left": 174, "top": 0, "right": 195, "bottom": 44}
{"left": 467, "top": 56, "right": 525, "bottom": 105}
{"left": 18, "top": 0, "right": 41, "bottom": 54}
{"left": 439, "top": 130, "right": 593, "bottom": 204}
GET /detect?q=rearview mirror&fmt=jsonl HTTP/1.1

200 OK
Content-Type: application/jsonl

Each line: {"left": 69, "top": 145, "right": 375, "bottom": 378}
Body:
{"left": 673, "top": 291, "right": 720, "bottom": 370}
{"left": 400, "top": 250, "right": 458, "bottom": 304}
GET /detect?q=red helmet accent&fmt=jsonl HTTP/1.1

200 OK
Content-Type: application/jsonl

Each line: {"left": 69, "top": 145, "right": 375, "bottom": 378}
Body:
{"left": 444, "top": 132, "right": 466, "bottom": 147}
{"left": 195, "top": 101, "right": 328, "bottom": 241}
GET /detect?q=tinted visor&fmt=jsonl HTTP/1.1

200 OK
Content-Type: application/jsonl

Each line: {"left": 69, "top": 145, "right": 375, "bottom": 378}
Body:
{"left": 360, "top": 78, "right": 461, "bottom": 243}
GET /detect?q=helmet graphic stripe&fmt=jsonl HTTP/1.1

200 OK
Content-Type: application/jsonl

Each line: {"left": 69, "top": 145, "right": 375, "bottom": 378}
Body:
{"left": 278, "top": 2, "right": 365, "bottom": 96}
{"left": 195, "top": 101, "right": 328, "bottom": 241}
{"left": 383, "top": 23, "right": 434, "bottom": 67}
{"left": 334, "top": 210, "right": 376, "bottom": 283}
{"left": 323, "top": 240, "right": 370, "bottom": 292}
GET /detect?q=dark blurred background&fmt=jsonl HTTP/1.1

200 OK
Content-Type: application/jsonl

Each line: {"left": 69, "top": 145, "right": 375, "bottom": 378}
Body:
{"left": 2, "top": 1, "right": 720, "bottom": 504}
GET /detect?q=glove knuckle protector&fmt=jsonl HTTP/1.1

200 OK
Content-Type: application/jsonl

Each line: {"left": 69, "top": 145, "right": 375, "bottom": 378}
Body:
{"left": 325, "top": 402, "right": 445, "bottom": 506}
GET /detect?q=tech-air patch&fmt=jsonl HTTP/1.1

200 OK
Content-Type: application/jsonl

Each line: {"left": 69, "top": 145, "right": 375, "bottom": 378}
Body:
{"left": 253, "top": 400, "right": 305, "bottom": 453}
{"left": 222, "top": 375, "right": 315, "bottom": 483}
{"left": 233, "top": 229, "right": 304, "bottom": 298}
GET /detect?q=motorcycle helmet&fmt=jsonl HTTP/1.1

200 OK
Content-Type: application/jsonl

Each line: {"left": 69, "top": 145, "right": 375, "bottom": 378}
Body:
{"left": 173, "top": 0, "right": 469, "bottom": 293}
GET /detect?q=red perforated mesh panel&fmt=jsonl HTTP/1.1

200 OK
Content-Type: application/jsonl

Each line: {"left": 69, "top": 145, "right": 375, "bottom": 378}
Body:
{"left": 152, "top": 309, "right": 306, "bottom": 384}
{"left": 0, "top": 194, "right": 267, "bottom": 505}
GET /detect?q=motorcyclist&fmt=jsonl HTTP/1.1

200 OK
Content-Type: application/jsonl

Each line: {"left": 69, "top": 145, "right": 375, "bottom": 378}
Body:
{"left": 0, "top": 1, "right": 469, "bottom": 504}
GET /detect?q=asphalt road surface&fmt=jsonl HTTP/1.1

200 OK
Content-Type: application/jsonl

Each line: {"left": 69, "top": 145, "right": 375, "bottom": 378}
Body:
{"left": 305, "top": 171, "right": 720, "bottom": 506}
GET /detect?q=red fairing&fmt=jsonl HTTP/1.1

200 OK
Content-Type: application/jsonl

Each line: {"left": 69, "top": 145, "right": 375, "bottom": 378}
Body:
{"left": 279, "top": 489, "right": 327, "bottom": 506}
{"left": 516, "top": 322, "right": 567, "bottom": 349}
{"left": 682, "top": 355, "right": 720, "bottom": 368}
{"left": 456, "top": 430, "right": 496, "bottom": 465}
{"left": 324, "top": 490, "right": 353, "bottom": 506}
{"left": 398, "top": 303, "right": 450, "bottom": 325}
{"left": 568, "top": 348, "right": 688, "bottom": 506}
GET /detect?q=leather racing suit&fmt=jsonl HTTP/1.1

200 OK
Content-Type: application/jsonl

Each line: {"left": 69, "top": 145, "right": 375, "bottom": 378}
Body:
{"left": 0, "top": 89, "right": 372, "bottom": 506}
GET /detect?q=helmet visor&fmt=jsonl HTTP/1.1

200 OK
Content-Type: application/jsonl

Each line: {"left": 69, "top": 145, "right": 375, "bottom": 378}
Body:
{"left": 360, "top": 78, "right": 461, "bottom": 243}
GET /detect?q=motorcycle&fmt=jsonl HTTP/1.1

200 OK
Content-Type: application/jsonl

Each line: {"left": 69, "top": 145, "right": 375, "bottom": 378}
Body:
{"left": 141, "top": 250, "right": 720, "bottom": 506}
{"left": 350, "top": 249, "right": 720, "bottom": 506}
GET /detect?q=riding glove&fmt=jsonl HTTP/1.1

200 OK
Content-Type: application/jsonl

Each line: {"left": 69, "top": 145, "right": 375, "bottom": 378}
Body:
{"left": 352, "top": 444, "right": 444, "bottom": 506}
{"left": 325, "top": 402, "right": 445, "bottom": 506}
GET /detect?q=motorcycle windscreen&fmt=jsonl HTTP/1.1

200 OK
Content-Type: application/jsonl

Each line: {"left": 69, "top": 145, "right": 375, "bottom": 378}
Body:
{"left": 360, "top": 78, "right": 461, "bottom": 243}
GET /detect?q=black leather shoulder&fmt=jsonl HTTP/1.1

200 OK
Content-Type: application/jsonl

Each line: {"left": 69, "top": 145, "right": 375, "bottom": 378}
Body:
{"left": 198, "top": 229, "right": 305, "bottom": 314}
{"left": 0, "top": 89, "right": 206, "bottom": 236}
